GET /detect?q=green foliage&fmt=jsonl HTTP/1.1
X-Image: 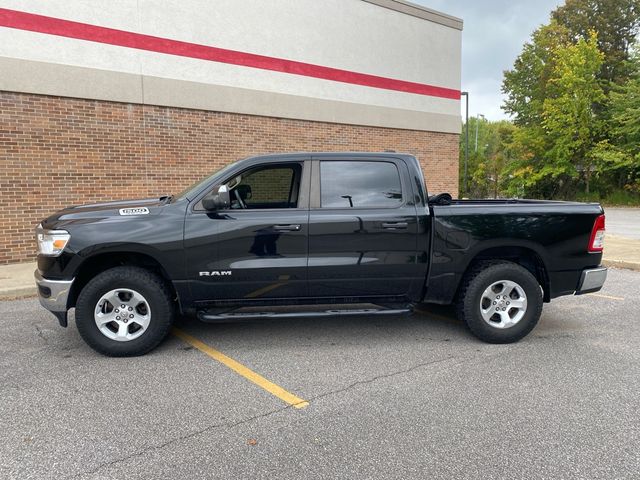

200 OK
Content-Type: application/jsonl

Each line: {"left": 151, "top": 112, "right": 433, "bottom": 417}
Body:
{"left": 552, "top": 0, "right": 640, "bottom": 86}
{"left": 484, "top": 0, "right": 640, "bottom": 203}
{"left": 502, "top": 21, "right": 571, "bottom": 127}
{"left": 541, "top": 32, "right": 605, "bottom": 193}
{"left": 459, "top": 119, "right": 516, "bottom": 198}
{"left": 575, "top": 188, "right": 640, "bottom": 205}
{"left": 593, "top": 53, "right": 640, "bottom": 192}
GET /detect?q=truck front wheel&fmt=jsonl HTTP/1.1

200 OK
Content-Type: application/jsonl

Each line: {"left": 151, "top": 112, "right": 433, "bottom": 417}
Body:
{"left": 456, "top": 261, "right": 543, "bottom": 343}
{"left": 75, "top": 266, "right": 174, "bottom": 356}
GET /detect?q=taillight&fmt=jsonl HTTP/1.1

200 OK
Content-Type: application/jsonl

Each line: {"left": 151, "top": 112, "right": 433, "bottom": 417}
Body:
{"left": 588, "top": 214, "right": 605, "bottom": 252}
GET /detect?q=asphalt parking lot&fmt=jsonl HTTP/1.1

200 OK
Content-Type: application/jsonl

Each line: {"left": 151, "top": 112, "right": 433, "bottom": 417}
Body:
{"left": 1, "top": 268, "right": 638, "bottom": 480}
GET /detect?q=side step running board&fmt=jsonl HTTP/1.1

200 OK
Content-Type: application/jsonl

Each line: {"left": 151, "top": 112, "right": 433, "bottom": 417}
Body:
{"left": 198, "top": 308, "right": 411, "bottom": 322}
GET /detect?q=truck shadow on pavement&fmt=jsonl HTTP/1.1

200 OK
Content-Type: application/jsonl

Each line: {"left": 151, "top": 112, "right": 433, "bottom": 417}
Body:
{"left": 168, "top": 304, "right": 469, "bottom": 352}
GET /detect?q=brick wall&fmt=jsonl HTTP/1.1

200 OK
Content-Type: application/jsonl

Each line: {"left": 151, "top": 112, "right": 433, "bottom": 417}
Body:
{"left": 238, "top": 165, "right": 299, "bottom": 206}
{"left": 0, "top": 91, "right": 459, "bottom": 265}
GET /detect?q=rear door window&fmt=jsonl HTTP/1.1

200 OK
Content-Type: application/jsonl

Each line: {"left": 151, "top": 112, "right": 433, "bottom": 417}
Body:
{"left": 320, "top": 161, "right": 403, "bottom": 208}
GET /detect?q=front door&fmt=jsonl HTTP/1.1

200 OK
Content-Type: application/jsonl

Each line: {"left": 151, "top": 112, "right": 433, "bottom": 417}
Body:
{"left": 185, "top": 159, "right": 310, "bottom": 304}
{"left": 308, "top": 157, "right": 420, "bottom": 299}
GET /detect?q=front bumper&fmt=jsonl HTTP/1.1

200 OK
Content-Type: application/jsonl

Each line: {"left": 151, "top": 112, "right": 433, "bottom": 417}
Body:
{"left": 34, "top": 270, "right": 74, "bottom": 326}
{"left": 575, "top": 267, "right": 607, "bottom": 295}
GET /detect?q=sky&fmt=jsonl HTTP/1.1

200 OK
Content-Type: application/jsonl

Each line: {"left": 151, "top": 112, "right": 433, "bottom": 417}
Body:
{"left": 414, "top": 0, "right": 564, "bottom": 121}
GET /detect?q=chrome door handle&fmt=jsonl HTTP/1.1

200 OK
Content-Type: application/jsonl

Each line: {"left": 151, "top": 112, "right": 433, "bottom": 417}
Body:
{"left": 273, "top": 224, "right": 301, "bottom": 231}
{"left": 381, "top": 222, "right": 408, "bottom": 230}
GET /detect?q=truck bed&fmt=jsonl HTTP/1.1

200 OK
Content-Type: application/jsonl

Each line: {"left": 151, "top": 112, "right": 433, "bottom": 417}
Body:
{"left": 425, "top": 199, "right": 604, "bottom": 304}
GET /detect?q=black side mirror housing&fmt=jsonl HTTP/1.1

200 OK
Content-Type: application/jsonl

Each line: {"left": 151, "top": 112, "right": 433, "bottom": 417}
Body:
{"left": 201, "top": 185, "right": 230, "bottom": 211}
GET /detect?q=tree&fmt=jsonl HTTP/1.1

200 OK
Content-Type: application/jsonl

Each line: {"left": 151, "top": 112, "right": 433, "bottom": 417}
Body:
{"left": 552, "top": 0, "right": 640, "bottom": 87}
{"left": 503, "top": 0, "right": 640, "bottom": 125}
{"left": 502, "top": 21, "right": 571, "bottom": 127}
{"left": 459, "top": 120, "right": 517, "bottom": 198}
{"left": 541, "top": 32, "right": 605, "bottom": 193}
{"left": 591, "top": 50, "right": 640, "bottom": 191}
{"left": 501, "top": 22, "right": 575, "bottom": 198}
{"left": 502, "top": 31, "right": 606, "bottom": 197}
{"left": 501, "top": 0, "right": 640, "bottom": 201}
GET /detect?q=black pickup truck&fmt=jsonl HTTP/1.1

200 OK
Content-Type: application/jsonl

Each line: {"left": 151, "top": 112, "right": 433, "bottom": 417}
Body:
{"left": 35, "top": 153, "right": 607, "bottom": 356}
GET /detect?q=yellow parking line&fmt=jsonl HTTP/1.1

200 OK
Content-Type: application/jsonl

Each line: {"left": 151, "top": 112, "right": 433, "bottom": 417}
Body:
{"left": 587, "top": 293, "right": 625, "bottom": 301}
{"left": 171, "top": 327, "right": 309, "bottom": 409}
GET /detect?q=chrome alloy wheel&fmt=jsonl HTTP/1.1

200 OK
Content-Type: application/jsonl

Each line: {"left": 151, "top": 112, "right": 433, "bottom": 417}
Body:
{"left": 94, "top": 288, "right": 151, "bottom": 342}
{"left": 479, "top": 280, "right": 528, "bottom": 329}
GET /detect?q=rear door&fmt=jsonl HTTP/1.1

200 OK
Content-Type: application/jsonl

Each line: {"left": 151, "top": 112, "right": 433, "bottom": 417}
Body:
{"left": 307, "top": 156, "right": 420, "bottom": 299}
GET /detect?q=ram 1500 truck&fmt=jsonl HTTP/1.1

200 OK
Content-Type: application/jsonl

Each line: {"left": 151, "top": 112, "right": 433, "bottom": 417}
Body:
{"left": 34, "top": 153, "right": 607, "bottom": 356}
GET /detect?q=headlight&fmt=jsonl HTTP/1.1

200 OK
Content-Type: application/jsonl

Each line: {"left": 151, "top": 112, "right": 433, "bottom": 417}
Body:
{"left": 36, "top": 224, "right": 70, "bottom": 256}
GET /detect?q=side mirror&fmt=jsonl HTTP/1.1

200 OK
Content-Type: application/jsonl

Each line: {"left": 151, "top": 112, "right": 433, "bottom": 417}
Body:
{"left": 201, "top": 185, "right": 230, "bottom": 211}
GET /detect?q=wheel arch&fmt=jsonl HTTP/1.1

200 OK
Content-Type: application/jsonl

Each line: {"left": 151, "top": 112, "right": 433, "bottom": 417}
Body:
{"left": 68, "top": 251, "right": 181, "bottom": 312}
{"left": 459, "top": 245, "right": 550, "bottom": 302}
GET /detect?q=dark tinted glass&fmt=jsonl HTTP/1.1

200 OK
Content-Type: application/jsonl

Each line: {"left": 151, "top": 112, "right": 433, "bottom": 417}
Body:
{"left": 240, "top": 167, "right": 294, "bottom": 206}
{"left": 320, "top": 161, "right": 402, "bottom": 208}
{"left": 229, "top": 164, "right": 300, "bottom": 209}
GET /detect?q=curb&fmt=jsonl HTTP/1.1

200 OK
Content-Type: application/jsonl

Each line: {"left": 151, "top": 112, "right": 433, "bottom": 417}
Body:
{"left": 602, "top": 258, "right": 640, "bottom": 272}
{"left": 0, "top": 286, "right": 37, "bottom": 301}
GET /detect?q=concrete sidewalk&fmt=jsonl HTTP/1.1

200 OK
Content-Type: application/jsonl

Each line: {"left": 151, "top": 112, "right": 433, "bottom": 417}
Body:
{"left": 601, "top": 234, "right": 640, "bottom": 271}
{"left": 0, "top": 261, "right": 37, "bottom": 300}
{"left": 1, "top": 233, "right": 639, "bottom": 300}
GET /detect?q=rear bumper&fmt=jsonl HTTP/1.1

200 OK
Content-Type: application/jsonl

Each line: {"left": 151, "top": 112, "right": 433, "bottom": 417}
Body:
{"left": 575, "top": 267, "right": 607, "bottom": 295}
{"left": 34, "top": 270, "right": 74, "bottom": 326}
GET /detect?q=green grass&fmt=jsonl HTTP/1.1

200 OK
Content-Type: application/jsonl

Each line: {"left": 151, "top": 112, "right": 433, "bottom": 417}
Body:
{"left": 575, "top": 190, "right": 640, "bottom": 206}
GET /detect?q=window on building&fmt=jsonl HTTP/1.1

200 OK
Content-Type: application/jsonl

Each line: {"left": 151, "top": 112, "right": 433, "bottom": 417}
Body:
{"left": 320, "top": 161, "right": 403, "bottom": 208}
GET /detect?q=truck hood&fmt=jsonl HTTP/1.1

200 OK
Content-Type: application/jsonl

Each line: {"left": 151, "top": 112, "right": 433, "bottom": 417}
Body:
{"left": 41, "top": 197, "right": 170, "bottom": 229}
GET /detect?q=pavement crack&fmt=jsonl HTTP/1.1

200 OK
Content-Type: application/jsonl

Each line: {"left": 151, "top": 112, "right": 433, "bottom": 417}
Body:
{"left": 34, "top": 324, "right": 49, "bottom": 344}
{"left": 69, "top": 402, "right": 300, "bottom": 479}
{"left": 71, "top": 355, "right": 457, "bottom": 478}
{"left": 306, "top": 355, "right": 458, "bottom": 404}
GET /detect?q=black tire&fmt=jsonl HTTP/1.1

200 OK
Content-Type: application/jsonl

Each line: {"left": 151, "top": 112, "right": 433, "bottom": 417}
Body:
{"left": 456, "top": 260, "right": 543, "bottom": 344}
{"left": 75, "top": 266, "right": 174, "bottom": 356}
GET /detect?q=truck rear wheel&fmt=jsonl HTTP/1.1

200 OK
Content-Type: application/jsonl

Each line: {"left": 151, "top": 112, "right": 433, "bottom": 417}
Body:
{"left": 456, "top": 261, "right": 543, "bottom": 344}
{"left": 75, "top": 266, "right": 174, "bottom": 356}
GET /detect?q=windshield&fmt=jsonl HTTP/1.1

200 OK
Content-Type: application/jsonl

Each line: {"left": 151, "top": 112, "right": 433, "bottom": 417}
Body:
{"left": 174, "top": 162, "right": 238, "bottom": 200}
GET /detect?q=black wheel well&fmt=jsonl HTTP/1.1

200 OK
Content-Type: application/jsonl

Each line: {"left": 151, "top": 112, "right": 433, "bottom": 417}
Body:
{"left": 462, "top": 247, "right": 550, "bottom": 302}
{"left": 68, "top": 252, "right": 179, "bottom": 310}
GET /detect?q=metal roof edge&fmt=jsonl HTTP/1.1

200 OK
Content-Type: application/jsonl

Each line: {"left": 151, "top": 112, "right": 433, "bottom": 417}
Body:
{"left": 361, "top": 0, "right": 463, "bottom": 30}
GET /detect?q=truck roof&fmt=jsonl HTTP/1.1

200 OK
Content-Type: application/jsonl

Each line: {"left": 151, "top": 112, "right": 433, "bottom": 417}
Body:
{"left": 245, "top": 152, "right": 417, "bottom": 161}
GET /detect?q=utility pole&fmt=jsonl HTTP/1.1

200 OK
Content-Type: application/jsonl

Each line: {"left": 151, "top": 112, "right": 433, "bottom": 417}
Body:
{"left": 461, "top": 92, "right": 469, "bottom": 197}
{"left": 474, "top": 113, "right": 486, "bottom": 152}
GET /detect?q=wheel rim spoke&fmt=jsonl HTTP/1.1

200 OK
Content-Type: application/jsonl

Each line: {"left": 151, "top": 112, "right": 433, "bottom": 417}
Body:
{"left": 498, "top": 310, "right": 514, "bottom": 327}
{"left": 116, "top": 321, "right": 129, "bottom": 340}
{"left": 510, "top": 298, "right": 526, "bottom": 309}
{"left": 106, "top": 292, "right": 122, "bottom": 309}
{"left": 482, "top": 304, "right": 497, "bottom": 319}
{"left": 95, "top": 311, "right": 116, "bottom": 325}
{"left": 126, "top": 291, "right": 145, "bottom": 308}
{"left": 132, "top": 313, "right": 150, "bottom": 330}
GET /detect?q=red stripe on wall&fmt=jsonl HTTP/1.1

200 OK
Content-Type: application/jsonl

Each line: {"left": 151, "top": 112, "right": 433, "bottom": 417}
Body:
{"left": 0, "top": 8, "right": 460, "bottom": 100}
